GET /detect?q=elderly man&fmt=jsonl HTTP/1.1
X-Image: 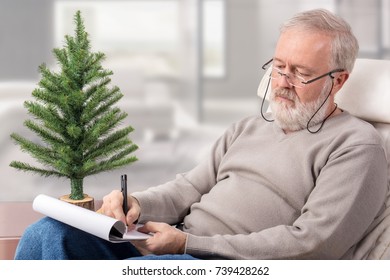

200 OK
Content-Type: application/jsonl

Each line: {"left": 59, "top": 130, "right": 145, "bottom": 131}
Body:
{"left": 15, "top": 9, "right": 388, "bottom": 260}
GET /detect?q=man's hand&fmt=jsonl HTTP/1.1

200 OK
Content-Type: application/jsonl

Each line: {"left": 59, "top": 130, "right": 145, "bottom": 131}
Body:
{"left": 132, "top": 222, "right": 187, "bottom": 255}
{"left": 97, "top": 190, "right": 141, "bottom": 225}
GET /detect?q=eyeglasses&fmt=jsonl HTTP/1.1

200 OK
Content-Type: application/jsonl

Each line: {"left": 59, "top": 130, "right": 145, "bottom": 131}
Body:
{"left": 262, "top": 58, "right": 344, "bottom": 88}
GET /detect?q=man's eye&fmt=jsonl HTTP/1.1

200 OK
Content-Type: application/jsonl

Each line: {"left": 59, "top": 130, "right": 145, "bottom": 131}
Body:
{"left": 275, "top": 66, "right": 284, "bottom": 73}
{"left": 297, "top": 71, "right": 310, "bottom": 77}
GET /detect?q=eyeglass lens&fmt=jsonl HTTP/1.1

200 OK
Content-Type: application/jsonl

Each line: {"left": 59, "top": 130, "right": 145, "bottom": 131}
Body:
{"left": 270, "top": 67, "right": 305, "bottom": 88}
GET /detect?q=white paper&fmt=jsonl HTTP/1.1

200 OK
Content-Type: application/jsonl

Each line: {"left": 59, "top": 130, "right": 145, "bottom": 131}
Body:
{"left": 32, "top": 194, "right": 150, "bottom": 242}
{"left": 110, "top": 224, "right": 151, "bottom": 242}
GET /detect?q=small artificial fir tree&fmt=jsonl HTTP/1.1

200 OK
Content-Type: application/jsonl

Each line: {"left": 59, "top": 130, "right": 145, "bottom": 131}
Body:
{"left": 10, "top": 11, "right": 138, "bottom": 200}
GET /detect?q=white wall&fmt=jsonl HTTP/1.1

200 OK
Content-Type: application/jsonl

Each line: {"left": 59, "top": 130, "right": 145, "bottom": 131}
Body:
{"left": 0, "top": 0, "right": 54, "bottom": 81}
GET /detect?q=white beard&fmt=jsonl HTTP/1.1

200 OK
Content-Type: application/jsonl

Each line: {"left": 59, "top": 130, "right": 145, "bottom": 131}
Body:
{"left": 269, "top": 82, "right": 332, "bottom": 132}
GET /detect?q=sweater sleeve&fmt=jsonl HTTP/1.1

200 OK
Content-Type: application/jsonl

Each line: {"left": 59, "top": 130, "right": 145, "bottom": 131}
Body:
{"left": 185, "top": 143, "right": 388, "bottom": 259}
{"left": 132, "top": 122, "right": 237, "bottom": 225}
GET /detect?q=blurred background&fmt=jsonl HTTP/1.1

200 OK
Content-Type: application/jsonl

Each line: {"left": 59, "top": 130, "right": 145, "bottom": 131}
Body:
{"left": 1, "top": 0, "right": 389, "bottom": 201}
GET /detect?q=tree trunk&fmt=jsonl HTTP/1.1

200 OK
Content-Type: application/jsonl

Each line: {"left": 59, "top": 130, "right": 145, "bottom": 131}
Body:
{"left": 70, "top": 178, "right": 84, "bottom": 200}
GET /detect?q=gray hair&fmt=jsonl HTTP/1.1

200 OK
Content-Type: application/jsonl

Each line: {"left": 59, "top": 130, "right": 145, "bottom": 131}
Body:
{"left": 280, "top": 9, "right": 359, "bottom": 72}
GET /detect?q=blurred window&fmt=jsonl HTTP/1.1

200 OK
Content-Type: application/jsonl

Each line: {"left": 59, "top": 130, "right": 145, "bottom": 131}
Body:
{"left": 203, "top": 0, "right": 226, "bottom": 78}
{"left": 55, "top": 0, "right": 226, "bottom": 78}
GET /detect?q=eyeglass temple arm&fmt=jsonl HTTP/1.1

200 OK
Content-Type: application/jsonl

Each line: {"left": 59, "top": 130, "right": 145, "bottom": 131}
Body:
{"left": 302, "top": 69, "right": 345, "bottom": 85}
{"left": 262, "top": 58, "right": 273, "bottom": 70}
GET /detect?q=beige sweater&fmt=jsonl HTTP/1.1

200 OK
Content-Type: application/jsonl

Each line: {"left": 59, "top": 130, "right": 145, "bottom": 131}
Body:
{"left": 133, "top": 112, "right": 388, "bottom": 259}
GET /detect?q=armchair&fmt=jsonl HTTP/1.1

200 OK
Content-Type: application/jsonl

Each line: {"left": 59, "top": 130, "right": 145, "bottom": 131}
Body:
{"left": 257, "top": 58, "right": 390, "bottom": 259}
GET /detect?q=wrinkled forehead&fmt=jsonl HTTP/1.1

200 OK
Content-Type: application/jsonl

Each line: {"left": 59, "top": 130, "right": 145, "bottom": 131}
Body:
{"left": 274, "top": 29, "right": 332, "bottom": 70}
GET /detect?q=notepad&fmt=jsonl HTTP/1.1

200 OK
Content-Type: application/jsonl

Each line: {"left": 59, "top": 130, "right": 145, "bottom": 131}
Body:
{"left": 32, "top": 194, "right": 151, "bottom": 242}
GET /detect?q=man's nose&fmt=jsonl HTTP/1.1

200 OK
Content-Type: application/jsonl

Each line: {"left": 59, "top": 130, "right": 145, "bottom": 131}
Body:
{"left": 278, "top": 73, "right": 294, "bottom": 88}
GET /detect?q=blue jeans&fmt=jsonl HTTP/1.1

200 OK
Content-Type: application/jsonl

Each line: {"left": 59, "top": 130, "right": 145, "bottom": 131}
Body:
{"left": 14, "top": 217, "right": 198, "bottom": 260}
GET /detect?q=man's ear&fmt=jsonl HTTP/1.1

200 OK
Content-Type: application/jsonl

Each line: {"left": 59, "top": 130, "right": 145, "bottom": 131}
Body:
{"left": 332, "top": 72, "right": 349, "bottom": 94}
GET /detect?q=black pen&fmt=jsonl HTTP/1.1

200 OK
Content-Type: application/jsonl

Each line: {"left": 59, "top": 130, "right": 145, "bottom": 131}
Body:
{"left": 121, "top": 174, "right": 128, "bottom": 214}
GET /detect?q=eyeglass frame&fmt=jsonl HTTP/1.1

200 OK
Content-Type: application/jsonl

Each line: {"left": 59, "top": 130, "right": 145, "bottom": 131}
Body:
{"left": 261, "top": 58, "right": 345, "bottom": 88}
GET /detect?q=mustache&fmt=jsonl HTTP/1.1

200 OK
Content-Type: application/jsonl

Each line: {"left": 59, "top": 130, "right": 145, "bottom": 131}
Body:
{"left": 272, "top": 88, "right": 297, "bottom": 101}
